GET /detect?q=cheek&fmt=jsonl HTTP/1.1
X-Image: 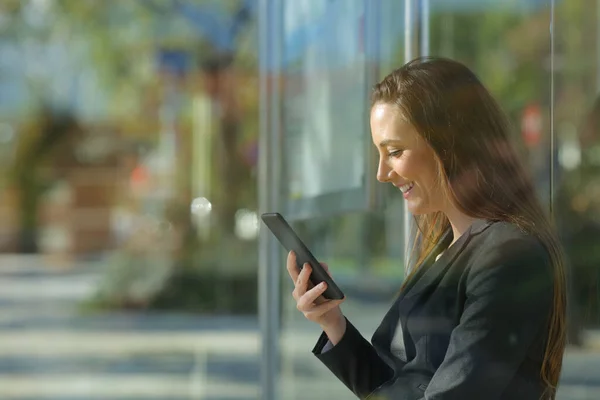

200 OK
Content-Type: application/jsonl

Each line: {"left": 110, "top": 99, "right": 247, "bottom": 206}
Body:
{"left": 392, "top": 152, "right": 439, "bottom": 188}
{"left": 414, "top": 150, "right": 439, "bottom": 182}
{"left": 390, "top": 158, "right": 411, "bottom": 177}
{"left": 423, "top": 158, "right": 440, "bottom": 184}
{"left": 391, "top": 154, "right": 422, "bottom": 178}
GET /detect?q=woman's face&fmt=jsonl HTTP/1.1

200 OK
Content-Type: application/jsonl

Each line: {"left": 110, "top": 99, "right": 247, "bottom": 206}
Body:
{"left": 370, "top": 102, "right": 443, "bottom": 215}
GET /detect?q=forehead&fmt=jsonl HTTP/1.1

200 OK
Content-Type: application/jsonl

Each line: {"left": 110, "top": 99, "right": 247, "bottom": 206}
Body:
{"left": 370, "top": 103, "right": 419, "bottom": 145}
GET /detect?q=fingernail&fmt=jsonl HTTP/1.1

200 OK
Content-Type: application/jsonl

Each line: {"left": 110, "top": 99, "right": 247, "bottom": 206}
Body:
{"left": 318, "top": 282, "right": 326, "bottom": 288}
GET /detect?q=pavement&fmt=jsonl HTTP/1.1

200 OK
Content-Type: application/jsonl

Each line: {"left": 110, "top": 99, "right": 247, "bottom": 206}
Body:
{"left": 0, "top": 254, "right": 599, "bottom": 400}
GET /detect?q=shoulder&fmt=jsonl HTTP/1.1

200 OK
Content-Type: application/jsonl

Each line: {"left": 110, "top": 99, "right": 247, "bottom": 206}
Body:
{"left": 463, "top": 221, "right": 553, "bottom": 293}
{"left": 470, "top": 221, "right": 550, "bottom": 265}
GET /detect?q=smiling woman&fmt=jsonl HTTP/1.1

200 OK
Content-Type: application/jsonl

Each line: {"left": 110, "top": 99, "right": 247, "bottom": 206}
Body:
{"left": 287, "top": 56, "right": 567, "bottom": 400}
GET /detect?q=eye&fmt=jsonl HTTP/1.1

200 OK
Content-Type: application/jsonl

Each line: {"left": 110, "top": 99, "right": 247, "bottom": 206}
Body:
{"left": 388, "top": 149, "right": 404, "bottom": 158}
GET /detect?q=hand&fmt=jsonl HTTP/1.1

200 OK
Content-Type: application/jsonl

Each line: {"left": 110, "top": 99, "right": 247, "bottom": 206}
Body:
{"left": 287, "top": 251, "right": 346, "bottom": 344}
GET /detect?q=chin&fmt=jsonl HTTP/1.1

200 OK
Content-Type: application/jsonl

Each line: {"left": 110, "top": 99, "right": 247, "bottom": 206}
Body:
{"left": 407, "top": 201, "right": 432, "bottom": 216}
{"left": 409, "top": 208, "right": 427, "bottom": 216}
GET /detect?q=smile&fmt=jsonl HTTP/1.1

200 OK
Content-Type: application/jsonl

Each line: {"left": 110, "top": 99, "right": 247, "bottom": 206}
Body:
{"left": 398, "top": 182, "right": 414, "bottom": 193}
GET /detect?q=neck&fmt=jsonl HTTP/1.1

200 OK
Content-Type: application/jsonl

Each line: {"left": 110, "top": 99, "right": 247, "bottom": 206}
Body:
{"left": 444, "top": 207, "right": 479, "bottom": 246}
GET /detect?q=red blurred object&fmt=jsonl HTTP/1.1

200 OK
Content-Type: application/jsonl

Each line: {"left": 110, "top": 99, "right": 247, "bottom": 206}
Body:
{"left": 521, "top": 103, "right": 543, "bottom": 147}
{"left": 131, "top": 165, "right": 149, "bottom": 185}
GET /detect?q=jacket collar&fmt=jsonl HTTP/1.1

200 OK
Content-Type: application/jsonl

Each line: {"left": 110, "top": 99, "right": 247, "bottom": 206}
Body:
{"left": 398, "top": 219, "right": 493, "bottom": 301}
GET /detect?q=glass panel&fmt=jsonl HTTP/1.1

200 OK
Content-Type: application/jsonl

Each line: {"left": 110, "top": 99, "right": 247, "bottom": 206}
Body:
{"left": 276, "top": 0, "right": 600, "bottom": 399}
{"left": 277, "top": 1, "right": 406, "bottom": 399}
{"left": 280, "top": 0, "right": 370, "bottom": 219}
{"left": 430, "top": 1, "right": 555, "bottom": 207}
{"left": 430, "top": 0, "right": 600, "bottom": 397}
{"left": 0, "top": 1, "right": 259, "bottom": 399}
{"left": 554, "top": 0, "right": 600, "bottom": 397}
{"left": 278, "top": 213, "right": 408, "bottom": 400}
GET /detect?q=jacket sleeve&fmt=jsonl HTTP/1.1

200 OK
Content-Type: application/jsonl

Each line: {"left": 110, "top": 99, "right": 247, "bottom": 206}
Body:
{"left": 376, "top": 237, "right": 555, "bottom": 400}
{"left": 312, "top": 318, "right": 395, "bottom": 399}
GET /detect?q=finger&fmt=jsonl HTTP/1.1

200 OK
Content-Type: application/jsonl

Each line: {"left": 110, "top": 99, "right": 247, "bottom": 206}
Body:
{"left": 304, "top": 299, "right": 345, "bottom": 320}
{"left": 292, "top": 263, "right": 312, "bottom": 299}
{"left": 286, "top": 251, "right": 299, "bottom": 282}
{"left": 297, "top": 281, "right": 327, "bottom": 310}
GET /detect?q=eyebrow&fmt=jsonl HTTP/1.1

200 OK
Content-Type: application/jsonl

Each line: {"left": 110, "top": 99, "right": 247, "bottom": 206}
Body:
{"left": 379, "top": 139, "right": 403, "bottom": 148}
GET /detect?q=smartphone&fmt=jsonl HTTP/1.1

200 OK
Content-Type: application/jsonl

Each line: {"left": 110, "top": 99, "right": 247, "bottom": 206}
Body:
{"left": 261, "top": 212, "right": 344, "bottom": 300}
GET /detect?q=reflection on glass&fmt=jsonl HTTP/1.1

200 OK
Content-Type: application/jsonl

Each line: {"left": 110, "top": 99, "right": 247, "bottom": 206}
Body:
{"left": 282, "top": 0, "right": 367, "bottom": 201}
{"left": 274, "top": 1, "right": 600, "bottom": 399}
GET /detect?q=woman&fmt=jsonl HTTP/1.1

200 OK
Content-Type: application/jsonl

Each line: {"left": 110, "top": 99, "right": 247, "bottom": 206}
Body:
{"left": 287, "top": 57, "right": 566, "bottom": 399}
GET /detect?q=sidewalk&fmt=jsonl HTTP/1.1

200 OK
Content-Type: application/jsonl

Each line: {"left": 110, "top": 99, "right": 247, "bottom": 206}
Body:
{"left": 0, "top": 254, "right": 599, "bottom": 399}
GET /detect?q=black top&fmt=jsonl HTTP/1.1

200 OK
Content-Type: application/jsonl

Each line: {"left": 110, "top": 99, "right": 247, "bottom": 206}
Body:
{"left": 312, "top": 220, "right": 553, "bottom": 399}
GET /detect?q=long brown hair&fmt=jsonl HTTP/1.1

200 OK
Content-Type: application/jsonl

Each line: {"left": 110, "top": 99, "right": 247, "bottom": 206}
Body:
{"left": 371, "top": 57, "right": 566, "bottom": 398}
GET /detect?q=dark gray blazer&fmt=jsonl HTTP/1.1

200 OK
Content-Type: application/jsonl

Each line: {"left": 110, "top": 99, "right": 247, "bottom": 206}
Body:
{"left": 312, "top": 220, "right": 554, "bottom": 399}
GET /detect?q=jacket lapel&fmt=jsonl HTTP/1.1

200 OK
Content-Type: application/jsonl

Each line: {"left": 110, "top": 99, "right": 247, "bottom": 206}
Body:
{"left": 399, "top": 219, "right": 492, "bottom": 301}
{"left": 372, "top": 220, "right": 494, "bottom": 363}
{"left": 398, "top": 228, "right": 452, "bottom": 298}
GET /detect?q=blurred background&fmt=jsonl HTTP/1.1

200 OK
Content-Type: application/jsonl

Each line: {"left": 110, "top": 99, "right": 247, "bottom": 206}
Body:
{"left": 0, "top": 0, "right": 599, "bottom": 399}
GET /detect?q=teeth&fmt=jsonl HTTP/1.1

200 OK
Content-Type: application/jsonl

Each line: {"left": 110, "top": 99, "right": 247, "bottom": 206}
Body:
{"left": 399, "top": 183, "right": 414, "bottom": 193}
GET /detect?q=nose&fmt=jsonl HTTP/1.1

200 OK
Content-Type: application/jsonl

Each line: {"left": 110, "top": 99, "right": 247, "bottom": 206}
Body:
{"left": 377, "top": 159, "right": 392, "bottom": 183}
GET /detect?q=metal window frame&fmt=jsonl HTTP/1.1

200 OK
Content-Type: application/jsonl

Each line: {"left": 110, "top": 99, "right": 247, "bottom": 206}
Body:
{"left": 258, "top": 1, "right": 283, "bottom": 399}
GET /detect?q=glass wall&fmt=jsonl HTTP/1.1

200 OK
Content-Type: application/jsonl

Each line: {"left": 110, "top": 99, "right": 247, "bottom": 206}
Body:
{"left": 428, "top": 1, "right": 600, "bottom": 395}
{"left": 553, "top": 2, "right": 600, "bottom": 397}
{"left": 269, "top": 1, "right": 600, "bottom": 399}
{"left": 273, "top": 1, "right": 407, "bottom": 399}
